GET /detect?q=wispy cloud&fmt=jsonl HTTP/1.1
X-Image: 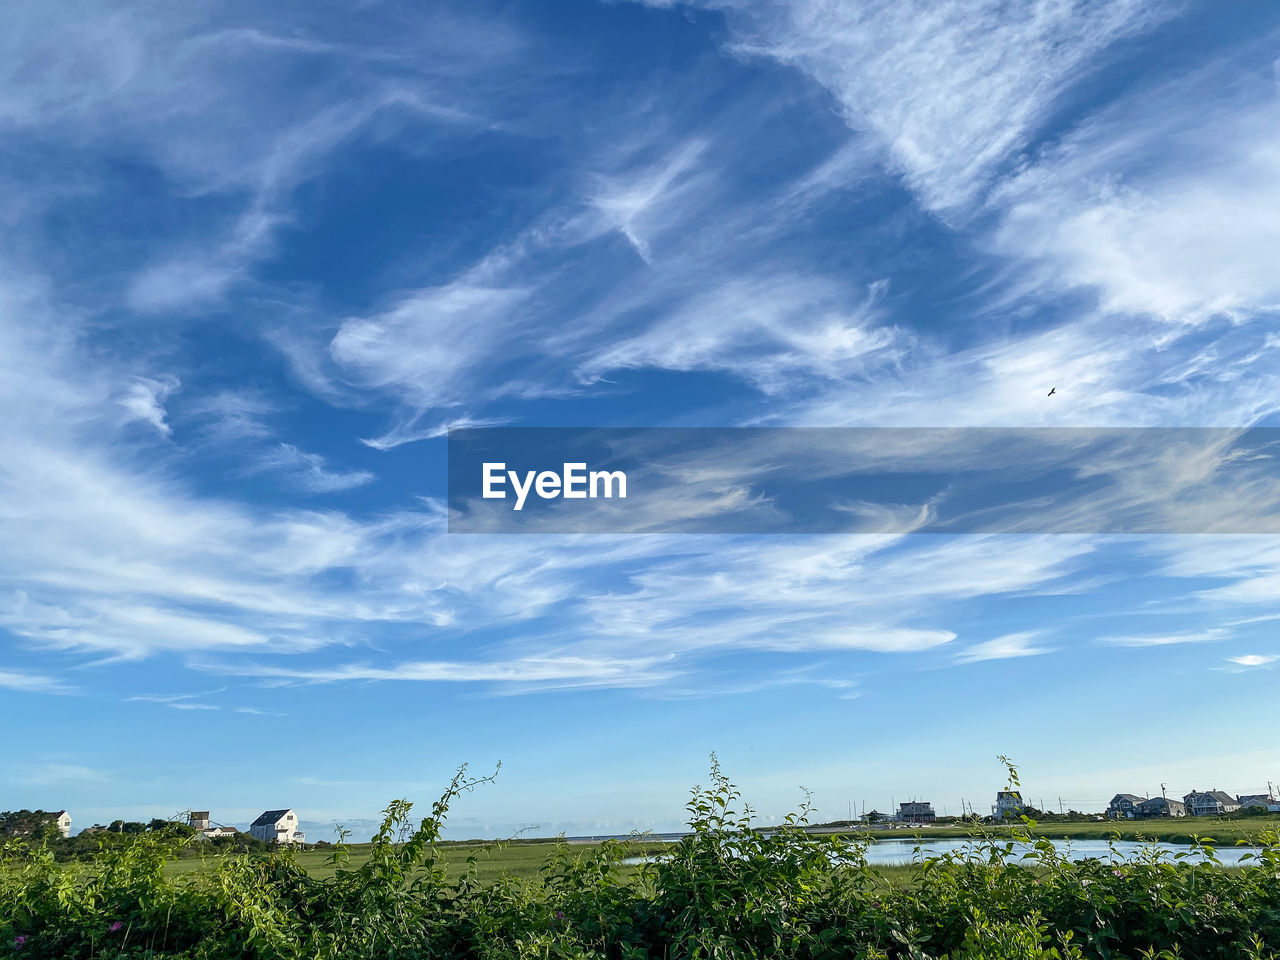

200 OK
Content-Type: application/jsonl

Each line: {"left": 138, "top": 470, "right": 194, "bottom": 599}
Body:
{"left": 1225, "top": 654, "right": 1277, "bottom": 668}
{"left": 0, "top": 668, "right": 72, "bottom": 694}
{"left": 127, "top": 687, "right": 227, "bottom": 710}
{"left": 9, "top": 762, "right": 106, "bottom": 786}
{"left": 578, "top": 275, "right": 900, "bottom": 394}
{"left": 188, "top": 390, "right": 276, "bottom": 443}
{"left": 991, "top": 52, "right": 1280, "bottom": 324}
{"left": 955, "top": 631, "right": 1053, "bottom": 664}
{"left": 1101, "top": 628, "right": 1231, "bottom": 648}
{"left": 690, "top": 0, "right": 1164, "bottom": 211}
{"left": 118, "top": 376, "right": 179, "bottom": 436}
{"left": 330, "top": 277, "right": 531, "bottom": 448}
{"left": 218, "top": 655, "right": 677, "bottom": 692}
{"left": 253, "top": 443, "right": 374, "bottom": 494}
{"left": 589, "top": 138, "right": 710, "bottom": 262}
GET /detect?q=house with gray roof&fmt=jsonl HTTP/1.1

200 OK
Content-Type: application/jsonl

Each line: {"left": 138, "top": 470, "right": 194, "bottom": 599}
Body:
{"left": 1106, "top": 794, "right": 1144, "bottom": 819}
{"left": 1182, "top": 790, "right": 1239, "bottom": 817}
{"left": 1134, "top": 796, "right": 1185, "bottom": 818}
{"left": 1237, "top": 793, "right": 1280, "bottom": 812}
{"left": 897, "top": 801, "right": 936, "bottom": 823}
{"left": 994, "top": 791, "right": 1024, "bottom": 819}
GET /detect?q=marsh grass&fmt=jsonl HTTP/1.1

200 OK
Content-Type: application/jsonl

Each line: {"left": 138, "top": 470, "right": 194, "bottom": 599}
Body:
{"left": 4, "top": 757, "right": 1280, "bottom": 959}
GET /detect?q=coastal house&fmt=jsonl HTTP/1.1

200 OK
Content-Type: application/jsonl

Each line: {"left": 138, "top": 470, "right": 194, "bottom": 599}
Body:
{"left": 249, "top": 809, "right": 305, "bottom": 844}
{"left": 188, "top": 810, "right": 237, "bottom": 839}
{"left": 1134, "top": 796, "right": 1185, "bottom": 818}
{"left": 994, "top": 791, "right": 1024, "bottom": 819}
{"left": 897, "top": 801, "right": 936, "bottom": 824}
{"left": 52, "top": 811, "right": 71, "bottom": 838}
{"left": 1106, "top": 794, "right": 1144, "bottom": 819}
{"left": 1237, "top": 793, "right": 1280, "bottom": 813}
{"left": 1183, "top": 790, "right": 1239, "bottom": 817}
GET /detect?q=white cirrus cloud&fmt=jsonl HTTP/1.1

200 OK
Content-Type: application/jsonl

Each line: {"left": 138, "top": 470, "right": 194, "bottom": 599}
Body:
{"left": 253, "top": 443, "right": 375, "bottom": 494}
{"left": 955, "top": 631, "right": 1053, "bottom": 664}
{"left": 118, "top": 375, "right": 179, "bottom": 436}
{"left": 991, "top": 57, "right": 1280, "bottom": 323}
{"left": 677, "top": 0, "right": 1164, "bottom": 211}
{"left": 1226, "top": 654, "right": 1277, "bottom": 668}
{"left": 1101, "top": 628, "right": 1231, "bottom": 648}
{"left": 0, "top": 668, "right": 72, "bottom": 694}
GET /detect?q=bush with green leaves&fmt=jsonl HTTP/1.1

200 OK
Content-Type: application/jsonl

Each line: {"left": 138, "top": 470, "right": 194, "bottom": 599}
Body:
{"left": 3, "top": 758, "right": 1280, "bottom": 959}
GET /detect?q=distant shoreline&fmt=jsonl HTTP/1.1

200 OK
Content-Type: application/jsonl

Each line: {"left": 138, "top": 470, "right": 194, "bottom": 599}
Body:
{"left": 464, "top": 813, "right": 1280, "bottom": 850}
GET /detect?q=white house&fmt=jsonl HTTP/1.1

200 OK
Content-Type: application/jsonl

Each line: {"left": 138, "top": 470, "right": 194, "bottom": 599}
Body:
{"left": 53, "top": 811, "right": 71, "bottom": 838}
{"left": 249, "top": 809, "right": 305, "bottom": 844}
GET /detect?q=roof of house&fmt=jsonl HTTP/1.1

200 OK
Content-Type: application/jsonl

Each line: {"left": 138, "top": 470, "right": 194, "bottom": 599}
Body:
{"left": 1136, "top": 796, "right": 1182, "bottom": 808}
{"left": 251, "top": 809, "right": 293, "bottom": 827}
{"left": 1239, "top": 794, "right": 1278, "bottom": 804}
{"left": 1185, "top": 790, "right": 1237, "bottom": 804}
{"left": 1110, "top": 794, "right": 1144, "bottom": 803}
{"left": 996, "top": 791, "right": 1022, "bottom": 800}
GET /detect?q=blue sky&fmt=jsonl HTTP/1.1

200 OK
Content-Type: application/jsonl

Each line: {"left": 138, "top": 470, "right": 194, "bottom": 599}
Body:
{"left": 3, "top": 0, "right": 1280, "bottom": 838}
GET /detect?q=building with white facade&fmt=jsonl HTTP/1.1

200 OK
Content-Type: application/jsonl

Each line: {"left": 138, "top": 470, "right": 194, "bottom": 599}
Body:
{"left": 249, "top": 809, "right": 305, "bottom": 844}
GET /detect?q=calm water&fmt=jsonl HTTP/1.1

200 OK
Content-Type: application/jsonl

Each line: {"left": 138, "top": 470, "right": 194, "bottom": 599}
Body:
{"left": 856, "top": 837, "right": 1265, "bottom": 866}
{"left": 622, "top": 838, "right": 1267, "bottom": 867}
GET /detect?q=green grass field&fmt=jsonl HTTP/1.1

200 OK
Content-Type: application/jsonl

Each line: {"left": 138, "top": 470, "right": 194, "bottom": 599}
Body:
{"left": 163, "top": 840, "right": 673, "bottom": 883}
{"left": 160, "top": 838, "right": 926, "bottom": 889}
{"left": 157, "top": 814, "right": 1280, "bottom": 887}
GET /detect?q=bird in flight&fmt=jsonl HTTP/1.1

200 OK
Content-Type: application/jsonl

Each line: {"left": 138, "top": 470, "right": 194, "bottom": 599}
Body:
{"left": 1047, "top": 387, "right": 1056, "bottom": 397}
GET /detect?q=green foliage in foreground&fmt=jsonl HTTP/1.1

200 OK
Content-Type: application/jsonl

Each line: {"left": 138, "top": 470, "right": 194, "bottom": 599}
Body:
{"left": 4, "top": 759, "right": 1280, "bottom": 960}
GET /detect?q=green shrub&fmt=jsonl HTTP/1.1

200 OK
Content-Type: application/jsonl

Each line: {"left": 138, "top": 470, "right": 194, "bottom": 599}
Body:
{"left": 3, "top": 758, "right": 1279, "bottom": 959}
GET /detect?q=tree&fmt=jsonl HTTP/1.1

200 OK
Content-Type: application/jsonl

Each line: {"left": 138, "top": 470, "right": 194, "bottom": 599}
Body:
{"left": 0, "top": 810, "right": 62, "bottom": 842}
